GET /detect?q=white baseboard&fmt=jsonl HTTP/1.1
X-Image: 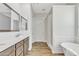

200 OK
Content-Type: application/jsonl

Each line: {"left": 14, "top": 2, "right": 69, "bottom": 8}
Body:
{"left": 29, "top": 40, "right": 47, "bottom": 51}
{"left": 46, "top": 42, "right": 53, "bottom": 53}
{"left": 32, "top": 40, "right": 47, "bottom": 43}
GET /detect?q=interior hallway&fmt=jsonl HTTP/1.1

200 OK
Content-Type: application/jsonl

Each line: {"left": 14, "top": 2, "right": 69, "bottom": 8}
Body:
{"left": 27, "top": 42, "right": 64, "bottom": 56}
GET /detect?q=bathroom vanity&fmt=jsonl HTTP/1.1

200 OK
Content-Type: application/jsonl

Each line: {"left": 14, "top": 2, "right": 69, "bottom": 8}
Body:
{"left": 0, "top": 37, "right": 29, "bottom": 56}
{"left": 0, "top": 3, "right": 30, "bottom": 56}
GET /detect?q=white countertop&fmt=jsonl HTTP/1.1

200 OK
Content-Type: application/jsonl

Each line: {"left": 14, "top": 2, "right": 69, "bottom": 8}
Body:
{"left": 0, "top": 31, "right": 29, "bottom": 52}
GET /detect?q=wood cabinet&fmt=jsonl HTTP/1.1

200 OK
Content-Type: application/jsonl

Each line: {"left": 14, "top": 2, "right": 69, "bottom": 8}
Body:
{"left": 0, "top": 45, "right": 15, "bottom": 56}
{"left": 15, "top": 40, "right": 23, "bottom": 56}
{"left": 23, "top": 37, "right": 29, "bottom": 56}
{"left": 0, "top": 37, "right": 29, "bottom": 56}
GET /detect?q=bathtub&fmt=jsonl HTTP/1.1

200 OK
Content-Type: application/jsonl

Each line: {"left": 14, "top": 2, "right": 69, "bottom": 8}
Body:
{"left": 61, "top": 42, "right": 79, "bottom": 56}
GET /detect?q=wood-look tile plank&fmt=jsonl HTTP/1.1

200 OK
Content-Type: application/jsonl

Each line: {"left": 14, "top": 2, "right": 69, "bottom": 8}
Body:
{"left": 27, "top": 42, "right": 64, "bottom": 56}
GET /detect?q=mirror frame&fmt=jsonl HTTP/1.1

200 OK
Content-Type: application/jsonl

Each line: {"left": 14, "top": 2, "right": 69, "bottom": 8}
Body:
{"left": 21, "top": 16, "right": 28, "bottom": 31}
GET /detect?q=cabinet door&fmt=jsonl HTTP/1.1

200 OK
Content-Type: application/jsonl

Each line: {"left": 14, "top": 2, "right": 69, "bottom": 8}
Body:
{"left": 16, "top": 45, "right": 23, "bottom": 56}
{"left": 0, "top": 45, "right": 15, "bottom": 56}
{"left": 15, "top": 40, "right": 23, "bottom": 48}
{"left": 15, "top": 40, "right": 23, "bottom": 56}
{"left": 24, "top": 37, "right": 29, "bottom": 56}
{"left": 18, "top": 51, "right": 23, "bottom": 56}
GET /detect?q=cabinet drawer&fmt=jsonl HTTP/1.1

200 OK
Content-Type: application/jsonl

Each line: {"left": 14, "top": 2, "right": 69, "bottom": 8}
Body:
{"left": 16, "top": 40, "right": 23, "bottom": 48}
{"left": 0, "top": 45, "right": 15, "bottom": 56}
{"left": 18, "top": 51, "right": 23, "bottom": 56}
{"left": 9, "top": 51, "right": 15, "bottom": 56}
{"left": 16, "top": 45, "right": 23, "bottom": 56}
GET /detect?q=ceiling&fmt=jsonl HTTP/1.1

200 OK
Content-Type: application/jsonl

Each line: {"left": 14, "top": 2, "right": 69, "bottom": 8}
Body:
{"left": 31, "top": 3, "right": 52, "bottom": 15}
{"left": 31, "top": 3, "right": 77, "bottom": 16}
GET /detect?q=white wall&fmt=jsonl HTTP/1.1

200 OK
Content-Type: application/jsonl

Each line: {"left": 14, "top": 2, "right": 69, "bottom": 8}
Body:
{"left": 7, "top": 3, "right": 21, "bottom": 14}
{"left": 45, "top": 11, "right": 53, "bottom": 50}
{"left": 52, "top": 5, "right": 75, "bottom": 53}
{"left": 7, "top": 3, "right": 32, "bottom": 20}
{"left": 32, "top": 14, "right": 46, "bottom": 43}
{"left": 19, "top": 4, "right": 32, "bottom": 19}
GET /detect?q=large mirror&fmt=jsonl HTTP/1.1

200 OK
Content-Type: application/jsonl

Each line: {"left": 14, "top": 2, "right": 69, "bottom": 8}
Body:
{"left": 0, "top": 3, "right": 11, "bottom": 32}
{"left": 11, "top": 10, "right": 20, "bottom": 31}
{"left": 21, "top": 16, "right": 27, "bottom": 31}
{"left": 0, "top": 3, "right": 20, "bottom": 32}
